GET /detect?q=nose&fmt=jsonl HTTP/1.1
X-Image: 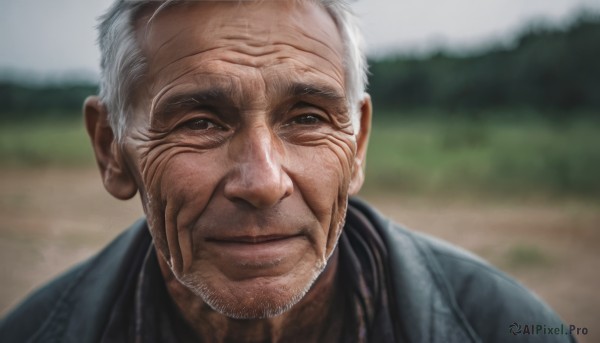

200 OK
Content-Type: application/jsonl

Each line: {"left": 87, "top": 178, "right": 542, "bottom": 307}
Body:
{"left": 224, "top": 125, "right": 293, "bottom": 209}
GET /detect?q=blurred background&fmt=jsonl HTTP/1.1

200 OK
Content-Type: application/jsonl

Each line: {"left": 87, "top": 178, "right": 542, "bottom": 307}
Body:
{"left": 1, "top": 0, "right": 599, "bottom": 341}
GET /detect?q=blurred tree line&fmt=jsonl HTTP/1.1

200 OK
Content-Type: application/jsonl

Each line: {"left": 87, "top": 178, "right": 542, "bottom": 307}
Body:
{"left": 0, "top": 82, "right": 97, "bottom": 121}
{"left": 368, "top": 13, "right": 600, "bottom": 118}
{"left": 1, "top": 14, "right": 599, "bottom": 122}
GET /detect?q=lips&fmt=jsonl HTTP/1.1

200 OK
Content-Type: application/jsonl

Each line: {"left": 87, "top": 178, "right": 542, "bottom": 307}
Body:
{"left": 203, "top": 232, "right": 308, "bottom": 276}
{"left": 207, "top": 234, "right": 301, "bottom": 244}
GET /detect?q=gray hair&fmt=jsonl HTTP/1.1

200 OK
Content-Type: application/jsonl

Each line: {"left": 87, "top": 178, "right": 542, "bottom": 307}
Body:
{"left": 97, "top": 0, "right": 368, "bottom": 141}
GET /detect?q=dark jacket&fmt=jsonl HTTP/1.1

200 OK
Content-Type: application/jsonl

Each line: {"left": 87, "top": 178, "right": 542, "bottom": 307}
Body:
{"left": 0, "top": 199, "right": 574, "bottom": 342}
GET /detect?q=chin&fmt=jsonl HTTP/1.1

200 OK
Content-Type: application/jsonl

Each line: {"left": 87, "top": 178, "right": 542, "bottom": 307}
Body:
{"left": 176, "top": 261, "right": 327, "bottom": 319}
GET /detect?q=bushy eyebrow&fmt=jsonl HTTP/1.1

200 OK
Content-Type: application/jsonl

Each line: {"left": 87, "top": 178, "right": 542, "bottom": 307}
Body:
{"left": 285, "top": 82, "right": 346, "bottom": 103}
{"left": 153, "top": 87, "right": 236, "bottom": 120}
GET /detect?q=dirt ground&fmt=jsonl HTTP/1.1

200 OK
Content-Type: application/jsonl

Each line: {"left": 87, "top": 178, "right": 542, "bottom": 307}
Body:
{"left": 0, "top": 167, "right": 598, "bottom": 342}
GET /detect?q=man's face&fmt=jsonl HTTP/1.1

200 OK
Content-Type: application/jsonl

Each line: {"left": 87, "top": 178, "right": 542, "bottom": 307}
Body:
{"left": 119, "top": 1, "right": 368, "bottom": 319}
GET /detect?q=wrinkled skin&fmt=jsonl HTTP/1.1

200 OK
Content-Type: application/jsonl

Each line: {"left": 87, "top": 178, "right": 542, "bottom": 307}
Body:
{"left": 85, "top": 1, "right": 371, "bottom": 342}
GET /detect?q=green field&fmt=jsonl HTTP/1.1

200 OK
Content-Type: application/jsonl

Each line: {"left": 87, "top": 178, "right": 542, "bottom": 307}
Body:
{"left": 1, "top": 113, "right": 599, "bottom": 199}
{"left": 366, "top": 113, "right": 600, "bottom": 199}
{"left": 0, "top": 116, "right": 94, "bottom": 167}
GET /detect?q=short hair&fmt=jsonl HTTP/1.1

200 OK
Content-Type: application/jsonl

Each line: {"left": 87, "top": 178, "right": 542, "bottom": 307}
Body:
{"left": 97, "top": 0, "right": 367, "bottom": 141}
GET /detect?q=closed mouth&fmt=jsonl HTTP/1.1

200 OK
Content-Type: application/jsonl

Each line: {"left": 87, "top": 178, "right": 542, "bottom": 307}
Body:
{"left": 206, "top": 234, "right": 301, "bottom": 244}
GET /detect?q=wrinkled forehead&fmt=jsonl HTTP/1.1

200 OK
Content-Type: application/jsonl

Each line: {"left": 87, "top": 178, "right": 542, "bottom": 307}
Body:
{"left": 134, "top": 1, "right": 345, "bottom": 75}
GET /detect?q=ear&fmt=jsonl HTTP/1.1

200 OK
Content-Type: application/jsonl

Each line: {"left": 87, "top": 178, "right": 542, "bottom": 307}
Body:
{"left": 84, "top": 96, "right": 137, "bottom": 200}
{"left": 348, "top": 94, "right": 372, "bottom": 195}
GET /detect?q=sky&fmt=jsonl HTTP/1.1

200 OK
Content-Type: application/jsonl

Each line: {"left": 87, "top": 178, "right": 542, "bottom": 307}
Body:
{"left": 1, "top": 0, "right": 599, "bottom": 81}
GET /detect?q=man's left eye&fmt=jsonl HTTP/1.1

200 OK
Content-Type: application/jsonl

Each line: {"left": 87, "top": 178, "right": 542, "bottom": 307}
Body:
{"left": 290, "top": 114, "right": 323, "bottom": 125}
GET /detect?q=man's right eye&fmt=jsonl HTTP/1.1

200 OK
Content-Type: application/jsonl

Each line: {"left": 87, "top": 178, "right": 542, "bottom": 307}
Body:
{"left": 182, "top": 118, "right": 220, "bottom": 131}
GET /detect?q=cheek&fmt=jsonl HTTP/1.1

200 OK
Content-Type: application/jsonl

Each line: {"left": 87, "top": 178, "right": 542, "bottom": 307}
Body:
{"left": 287, "top": 132, "right": 356, "bottom": 254}
{"left": 140, "top": 143, "right": 221, "bottom": 206}
{"left": 140, "top": 145, "right": 225, "bottom": 270}
{"left": 306, "top": 131, "right": 356, "bottom": 191}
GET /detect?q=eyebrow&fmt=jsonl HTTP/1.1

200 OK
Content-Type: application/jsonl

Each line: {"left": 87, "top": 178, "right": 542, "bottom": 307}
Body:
{"left": 152, "top": 87, "right": 235, "bottom": 121}
{"left": 285, "top": 82, "right": 346, "bottom": 103}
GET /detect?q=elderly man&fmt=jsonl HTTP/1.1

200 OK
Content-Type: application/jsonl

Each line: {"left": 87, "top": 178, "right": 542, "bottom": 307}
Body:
{"left": 1, "top": 1, "right": 573, "bottom": 342}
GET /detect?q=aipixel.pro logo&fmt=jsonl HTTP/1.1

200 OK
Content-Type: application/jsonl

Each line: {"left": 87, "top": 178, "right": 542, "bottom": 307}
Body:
{"left": 509, "top": 322, "right": 588, "bottom": 336}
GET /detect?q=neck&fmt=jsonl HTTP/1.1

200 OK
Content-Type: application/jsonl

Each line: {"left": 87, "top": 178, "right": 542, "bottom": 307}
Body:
{"left": 157, "top": 249, "right": 343, "bottom": 343}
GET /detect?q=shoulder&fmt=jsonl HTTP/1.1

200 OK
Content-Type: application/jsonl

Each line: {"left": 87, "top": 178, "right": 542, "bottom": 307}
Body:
{"left": 348, "top": 198, "right": 574, "bottom": 343}
{"left": 412, "top": 231, "right": 571, "bottom": 342}
{"left": 0, "top": 261, "right": 88, "bottom": 343}
{"left": 0, "top": 218, "right": 150, "bottom": 343}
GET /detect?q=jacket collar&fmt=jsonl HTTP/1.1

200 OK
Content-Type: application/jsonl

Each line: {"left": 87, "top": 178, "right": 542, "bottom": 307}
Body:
{"left": 349, "top": 197, "right": 480, "bottom": 343}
